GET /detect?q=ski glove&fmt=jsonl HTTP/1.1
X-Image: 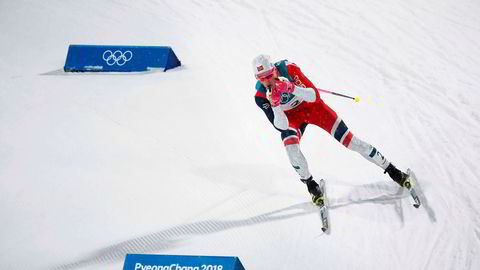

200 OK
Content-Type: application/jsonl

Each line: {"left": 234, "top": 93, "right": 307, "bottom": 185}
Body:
{"left": 270, "top": 80, "right": 295, "bottom": 107}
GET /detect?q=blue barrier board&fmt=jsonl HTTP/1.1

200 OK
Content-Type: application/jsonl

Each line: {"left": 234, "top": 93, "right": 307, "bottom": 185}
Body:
{"left": 64, "top": 45, "right": 181, "bottom": 72}
{"left": 123, "top": 254, "right": 245, "bottom": 270}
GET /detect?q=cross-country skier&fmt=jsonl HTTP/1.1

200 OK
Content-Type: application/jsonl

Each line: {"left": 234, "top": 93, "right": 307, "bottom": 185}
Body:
{"left": 252, "top": 54, "right": 412, "bottom": 206}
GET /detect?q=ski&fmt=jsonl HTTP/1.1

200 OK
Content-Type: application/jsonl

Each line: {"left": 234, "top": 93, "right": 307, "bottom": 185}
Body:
{"left": 318, "top": 179, "right": 330, "bottom": 233}
{"left": 406, "top": 169, "right": 421, "bottom": 208}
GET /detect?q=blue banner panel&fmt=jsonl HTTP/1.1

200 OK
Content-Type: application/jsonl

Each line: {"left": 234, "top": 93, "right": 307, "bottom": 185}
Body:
{"left": 123, "top": 254, "right": 245, "bottom": 270}
{"left": 64, "top": 45, "right": 181, "bottom": 72}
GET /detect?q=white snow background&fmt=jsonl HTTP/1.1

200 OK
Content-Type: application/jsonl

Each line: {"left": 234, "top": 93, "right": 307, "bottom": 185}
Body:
{"left": 1, "top": 0, "right": 480, "bottom": 269}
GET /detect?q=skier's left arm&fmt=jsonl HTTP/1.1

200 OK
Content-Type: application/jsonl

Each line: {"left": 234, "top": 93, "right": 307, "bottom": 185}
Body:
{"left": 287, "top": 63, "right": 320, "bottom": 102}
{"left": 290, "top": 85, "right": 317, "bottom": 102}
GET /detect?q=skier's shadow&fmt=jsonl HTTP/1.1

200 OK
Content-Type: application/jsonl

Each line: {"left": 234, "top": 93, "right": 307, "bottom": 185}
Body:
{"left": 327, "top": 181, "right": 436, "bottom": 224}
{"left": 52, "top": 181, "right": 435, "bottom": 270}
{"left": 330, "top": 182, "right": 408, "bottom": 224}
{"left": 51, "top": 202, "right": 318, "bottom": 270}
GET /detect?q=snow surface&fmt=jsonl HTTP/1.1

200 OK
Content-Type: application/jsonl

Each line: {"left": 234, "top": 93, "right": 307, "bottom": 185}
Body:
{"left": 1, "top": 0, "right": 480, "bottom": 269}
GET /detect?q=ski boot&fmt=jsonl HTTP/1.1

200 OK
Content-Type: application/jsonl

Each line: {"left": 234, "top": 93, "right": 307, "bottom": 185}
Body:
{"left": 384, "top": 163, "right": 413, "bottom": 189}
{"left": 301, "top": 176, "right": 325, "bottom": 206}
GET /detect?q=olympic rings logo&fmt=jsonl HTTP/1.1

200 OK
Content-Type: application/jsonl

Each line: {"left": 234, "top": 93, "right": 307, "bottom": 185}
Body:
{"left": 102, "top": 50, "right": 133, "bottom": 66}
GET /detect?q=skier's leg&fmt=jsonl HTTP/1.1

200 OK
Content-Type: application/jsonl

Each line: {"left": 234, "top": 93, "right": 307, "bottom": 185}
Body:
{"left": 308, "top": 99, "right": 410, "bottom": 187}
{"left": 307, "top": 99, "right": 389, "bottom": 169}
{"left": 334, "top": 123, "right": 411, "bottom": 187}
{"left": 347, "top": 135, "right": 411, "bottom": 187}
{"left": 281, "top": 126, "right": 311, "bottom": 180}
{"left": 346, "top": 135, "right": 390, "bottom": 170}
{"left": 285, "top": 143, "right": 324, "bottom": 205}
{"left": 281, "top": 126, "right": 324, "bottom": 205}
{"left": 285, "top": 142, "right": 311, "bottom": 180}
{"left": 328, "top": 117, "right": 399, "bottom": 175}
{"left": 329, "top": 116, "right": 389, "bottom": 169}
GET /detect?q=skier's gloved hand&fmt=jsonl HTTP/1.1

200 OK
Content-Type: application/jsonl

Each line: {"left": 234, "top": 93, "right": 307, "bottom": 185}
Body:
{"left": 270, "top": 80, "right": 295, "bottom": 107}
{"left": 275, "top": 80, "right": 295, "bottom": 94}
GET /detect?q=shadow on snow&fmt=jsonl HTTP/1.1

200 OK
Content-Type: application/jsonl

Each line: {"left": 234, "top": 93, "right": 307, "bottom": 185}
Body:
{"left": 53, "top": 179, "right": 436, "bottom": 270}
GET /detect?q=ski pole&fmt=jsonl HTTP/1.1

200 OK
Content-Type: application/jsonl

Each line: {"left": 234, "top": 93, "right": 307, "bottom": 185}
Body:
{"left": 317, "top": 88, "right": 360, "bottom": 103}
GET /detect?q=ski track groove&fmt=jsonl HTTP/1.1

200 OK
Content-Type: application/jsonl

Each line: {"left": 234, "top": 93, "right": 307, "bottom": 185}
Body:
{"left": 422, "top": 221, "right": 449, "bottom": 270}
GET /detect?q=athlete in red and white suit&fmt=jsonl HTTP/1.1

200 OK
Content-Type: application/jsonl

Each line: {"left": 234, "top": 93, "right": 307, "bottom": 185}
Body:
{"left": 252, "top": 55, "right": 409, "bottom": 204}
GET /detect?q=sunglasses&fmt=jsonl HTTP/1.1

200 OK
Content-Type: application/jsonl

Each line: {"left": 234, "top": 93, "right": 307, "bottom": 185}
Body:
{"left": 256, "top": 69, "right": 275, "bottom": 82}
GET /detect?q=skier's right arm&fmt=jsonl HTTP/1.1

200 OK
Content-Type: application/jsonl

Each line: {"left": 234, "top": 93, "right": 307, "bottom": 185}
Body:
{"left": 255, "top": 80, "right": 289, "bottom": 131}
{"left": 255, "top": 93, "right": 286, "bottom": 132}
